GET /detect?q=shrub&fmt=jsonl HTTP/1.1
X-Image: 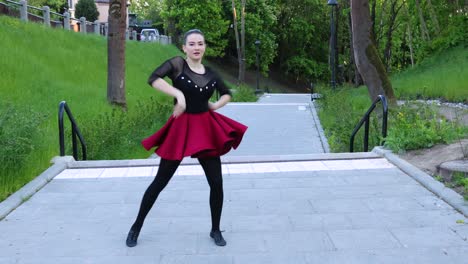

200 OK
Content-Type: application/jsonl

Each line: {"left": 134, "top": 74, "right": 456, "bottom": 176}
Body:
{"left": 75, "top": 0, "right": 99, "bottom": 22}
{"left": 384, "top": 102, "right": 465, "bottom": 153}
{"left": 79, "top": 97, "right": 172, "bottom": 160}
{"left": 0, "top": 103, "right": 47, "bottom": 170}
{"left": 231, "top": 84, "right": 258, "bottom": 102}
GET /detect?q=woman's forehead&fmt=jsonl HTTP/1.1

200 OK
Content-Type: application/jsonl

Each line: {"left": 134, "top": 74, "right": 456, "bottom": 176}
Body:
{"left": 186, "top": 33, "right": 205, "bottom": 42}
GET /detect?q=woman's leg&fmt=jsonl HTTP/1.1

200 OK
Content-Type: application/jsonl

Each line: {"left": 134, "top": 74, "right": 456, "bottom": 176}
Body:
{"left": 126, "top": 158, "right": 181, "bottom": 247}
{"left": 198, "top": 156, "right": 226, "bottom": 246}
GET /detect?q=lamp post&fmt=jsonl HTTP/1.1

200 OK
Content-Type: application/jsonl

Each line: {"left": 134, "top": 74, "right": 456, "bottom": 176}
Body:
{"left": 254, "top": 40, "right": 261, "bottom": 95}
{"left": 328, "top": 0, "right": 338, "bottom": 89}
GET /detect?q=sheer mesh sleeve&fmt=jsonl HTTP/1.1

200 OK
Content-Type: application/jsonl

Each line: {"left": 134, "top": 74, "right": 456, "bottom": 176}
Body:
{"left": 214, "top": 72, "right": 232, "bottom": 97}
{"left": 147, "top": 59, "right": 174, "bottom": 86}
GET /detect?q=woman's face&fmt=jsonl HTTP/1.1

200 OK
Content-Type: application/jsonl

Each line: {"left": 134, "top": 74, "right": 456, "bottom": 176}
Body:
{"left": 183, "top": 33, "right": 206, "bottom": 61}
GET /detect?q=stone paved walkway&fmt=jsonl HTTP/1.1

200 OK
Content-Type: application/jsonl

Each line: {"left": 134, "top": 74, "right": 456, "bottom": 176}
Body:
{"left": 0, "top": 94, "right": 467, "bottom": 264}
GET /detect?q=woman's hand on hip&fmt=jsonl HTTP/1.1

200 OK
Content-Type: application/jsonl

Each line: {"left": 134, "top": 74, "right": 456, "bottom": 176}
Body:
{"left": 173, "top": 95, "right": 186, "bottom": 117}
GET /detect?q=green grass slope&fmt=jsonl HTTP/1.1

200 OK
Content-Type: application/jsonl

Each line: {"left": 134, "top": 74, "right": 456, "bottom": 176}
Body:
{"left": 391, "top": 45, "right": 468, "bottom": 103}
{"left": 0, "top": 16, "right": 182, "bottom": 200}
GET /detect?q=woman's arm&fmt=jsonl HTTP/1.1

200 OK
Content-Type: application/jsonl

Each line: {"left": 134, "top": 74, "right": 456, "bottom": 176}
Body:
{"left": 151, "top": 78, "right": 186, "bottom": 117}
{"left": 209, "top": 94, "right": 231, "bottom": 110}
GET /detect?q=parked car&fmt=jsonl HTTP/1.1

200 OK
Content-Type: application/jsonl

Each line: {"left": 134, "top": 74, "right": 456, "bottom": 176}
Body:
{"left": 140, "top": 29, "right": 159, "bottom": 42}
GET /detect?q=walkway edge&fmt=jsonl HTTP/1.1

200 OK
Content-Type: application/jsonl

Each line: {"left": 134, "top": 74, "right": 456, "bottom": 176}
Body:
{"left": 67, "top": 153, "right": 381, "bottom": 168}
{"left": 309, "top": 101, "right": 330, "bottom": 153}
{"left": 373, "top": 146, "right": 468, "bottom": 217}
{"left": 0, "top": 160, "right": 69, "bottom": 220}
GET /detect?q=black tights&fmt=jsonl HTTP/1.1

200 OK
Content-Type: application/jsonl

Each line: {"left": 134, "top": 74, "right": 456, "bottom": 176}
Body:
{"left": 131, "top": 157, "right": 224, "bottom": 232}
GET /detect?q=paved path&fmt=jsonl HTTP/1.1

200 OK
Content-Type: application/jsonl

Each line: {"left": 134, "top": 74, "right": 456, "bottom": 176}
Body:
{"left": 0, "top": 94, "right": 467, "bottom": 264}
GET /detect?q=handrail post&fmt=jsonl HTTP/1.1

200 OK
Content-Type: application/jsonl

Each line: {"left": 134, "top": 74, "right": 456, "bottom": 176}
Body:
{"left": 349, "top": 95, "right": 389, "bottom": 152}
{"left": 58, "top": 102, "right": 65, "bottom": 156}
{"left": 58, "top": 101, "right": 87, "bottom": 160}
{"left": 364, "top": 116, "right": 370, "bottom": 152}
{"left": 72, "top": 124, "right": 78, "bottom": 160}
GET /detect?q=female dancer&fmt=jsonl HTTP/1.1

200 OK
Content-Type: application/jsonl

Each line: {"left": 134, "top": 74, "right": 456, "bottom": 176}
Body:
{"left": 126, "top": 29, "right": 247, "bottom": 247}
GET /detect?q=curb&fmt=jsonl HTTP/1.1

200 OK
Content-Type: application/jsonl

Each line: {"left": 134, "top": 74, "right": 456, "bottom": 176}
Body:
{"left": 309, "top": 101, "right": 330, "bottom": 153}
{"left": 67, "top": 152, "right": 381, "bottom": 169}
{"left": 373, "top": 146, "right": 468, "bottom": 218}
{"left": 0, "top": 160, "right": 69, "bottom": 220}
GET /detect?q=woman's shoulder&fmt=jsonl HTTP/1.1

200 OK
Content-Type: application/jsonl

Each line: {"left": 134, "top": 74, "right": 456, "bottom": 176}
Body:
{"left": 204, "top": 65, "right": 221, "bottom": 79}
{"left": 166, "top": 56, "right": 185, "bottom": 64}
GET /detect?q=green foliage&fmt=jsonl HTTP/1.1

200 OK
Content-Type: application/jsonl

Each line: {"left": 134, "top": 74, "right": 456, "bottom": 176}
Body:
{"left": 316, "top": 86, "right": 382, "bottom": 152}
{"left": 231, "top": 84, "right": 258, "bottom": 102}
{"left": 285, "top": 56, "right": 328, "bottom": 82}
{"left": 242, "top": 0, "right": 279, "bottom": 74}
{"left": 0, "top": 15, "right": 182, "bottom": 201}
{"left": 28, "top": 0, "right": 68, "bottom": 13}
{"left": 274, "top": 0, "right": 328, "bottom": 83}
{"left": 0, "top": 103, "right": 47, "bottom": 170}
{"left": 75, "top": 0, "right": 99, "bottom": 22}
{"left": 82, "top": 98, "right": 172, "bottom": 160}
{"left": 391, "top": 45, "right": 468, "bottom": 102}
{"left": 384, "top": 103, "right": 465, "bottom": 153}
{"left": 316, "top": 85, "right": 467, "bottom": 154}
{"left": 161, "top": 0, "right": 229, "bottom": 57}
{"left": 447, "top": 172, "right": 468, "bottom": 200}
{"left": 0, "top": 15, "right": 249, "bottom": 201}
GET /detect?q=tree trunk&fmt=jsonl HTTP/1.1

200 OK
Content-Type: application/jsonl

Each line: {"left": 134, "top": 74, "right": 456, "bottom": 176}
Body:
{"left": 231, "top": 0, "right": 242, "bottom": 85}
{"left": 335, "top": 3, "right": 341, "bottom": 85}
{"left": 383, "top": 0, "right": 403, "bottom": 73}
{"left": 403, "top": 4, "right": 415, "bottom": 67}
{"left": 370, "top": 0, "right": 376, "bottom": 39}
{"left": 407, "top": 23, "right": 415, "bottom": 67}
{"left": 375, "top": 0, "right": 388, "bottom": 49}
{"left": 426, "top": 0, "right": 441, "bottom": 35}
{"left": 350, "top": 0, "right": 395, "bottom": 102}
{"left": 415, "top": 0, "right": 430, "bottom": 41}
{"left": 239, "top": 0, "right": 246, "bottom": 85}
{"left": 107, "top": 0, "right": 127, "bottom": 108}
{"left": 348, "top": 1, "right": 362, "bottom": 87}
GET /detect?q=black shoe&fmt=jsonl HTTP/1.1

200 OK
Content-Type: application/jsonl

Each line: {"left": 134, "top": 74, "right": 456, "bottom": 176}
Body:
{"left": 210, "top": 230, "right": 226, "bottom": 246}
{"left": 126, "top": 228, "right": 140, "bottom": 247}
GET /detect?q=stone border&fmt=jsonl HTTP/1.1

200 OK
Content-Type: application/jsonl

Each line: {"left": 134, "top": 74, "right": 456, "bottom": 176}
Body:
{"left": 67, "top": 152, "right": 380, "bottom": 168}
{"left": 373, "top": 146, "right": 468, "bottom": 217}
{"left": 0, "top": 157, "right": 73, "bottom": 220}
{"left": 0, "top": 153, "right": 382, "bottom": 220}
{"left": 309, "top": 101, "right": 331, "bottom": 153}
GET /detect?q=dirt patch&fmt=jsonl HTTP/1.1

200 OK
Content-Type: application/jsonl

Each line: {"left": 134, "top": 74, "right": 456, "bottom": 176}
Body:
{"left": 396, "top": 103, "right": 468, "bottom": 198}
{"left": 398, "top": 139, "right": 468, "bottom": 176}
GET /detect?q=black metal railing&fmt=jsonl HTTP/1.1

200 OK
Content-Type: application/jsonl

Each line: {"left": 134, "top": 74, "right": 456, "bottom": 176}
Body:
{"left": 350, "top": 95, "right": 388, "bottom": 152}
{"left": 58, "top": 101, "right": 87, "bottom": 160}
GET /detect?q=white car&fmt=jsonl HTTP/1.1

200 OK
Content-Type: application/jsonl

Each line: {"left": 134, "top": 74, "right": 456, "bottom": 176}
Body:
{"left": 140, "top": 29, "right": 159, "bottom": 42}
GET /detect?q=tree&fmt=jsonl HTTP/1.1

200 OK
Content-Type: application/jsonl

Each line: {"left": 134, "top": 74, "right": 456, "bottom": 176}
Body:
{"left": 107, "top": 0, "right": 127, "bottom": 108}
{"left": 161, "top": 0, "right": 229, "bottom": 57}
{"left": 274, "top": 0, "right": 328, "bottom": 83}
{"left": 29, "top": 0, "right": 68, "bottom": 13}
{"left": 231, "top": 0, "right": 244, "bottom": 84}
{"left": 75, "top": 0, "right": 99, "bottom": 21}
{"left": 350, "top": 0, "right": 395, "bottom": 102}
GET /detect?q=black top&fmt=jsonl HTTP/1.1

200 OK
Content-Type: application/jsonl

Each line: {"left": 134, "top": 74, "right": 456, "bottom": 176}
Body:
{"left": 148, "top": 56, "right": 232, "bottom": 113}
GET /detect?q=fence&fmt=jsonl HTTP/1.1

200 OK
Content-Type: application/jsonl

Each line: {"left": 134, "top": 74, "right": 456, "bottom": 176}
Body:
{"left": 0, "top": 0, "right": 171, "bottom": 44}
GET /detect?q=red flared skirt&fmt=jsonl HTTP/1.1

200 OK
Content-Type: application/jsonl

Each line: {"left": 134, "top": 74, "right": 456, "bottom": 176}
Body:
{"left": 142, "top": 110, "right": 248, "bottom": 160}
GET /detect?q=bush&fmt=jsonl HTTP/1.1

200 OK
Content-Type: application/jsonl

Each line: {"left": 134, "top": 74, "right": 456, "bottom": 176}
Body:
{"left": 316, "top": 87, "right": 382, "bottom": 152}
{"left": 231, "top": 84, "right": 258, "bottom": 102}
{"left": 384, "top": 102, "right": 465, "bottom": 153}
{"left": 75, "top": 0, "right": 99, "bottom": 22}
{"left": 79, "top": 97, "right": 172, "bottom": 160}
{"left": 0, "top": 103, "right": 47, "bottom": 170}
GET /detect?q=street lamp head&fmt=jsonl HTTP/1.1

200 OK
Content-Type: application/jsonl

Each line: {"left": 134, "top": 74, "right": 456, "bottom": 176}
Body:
{"left": 327, "top": 0, "right": 338, "bottom": 6}
{"left": 255, "top": 40, "right": 261, "bottom": 46}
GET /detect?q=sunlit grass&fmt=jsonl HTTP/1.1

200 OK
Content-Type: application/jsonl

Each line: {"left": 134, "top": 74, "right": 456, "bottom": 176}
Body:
{"left": 391, "top": 45, "right": 468, "bottom": 102}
